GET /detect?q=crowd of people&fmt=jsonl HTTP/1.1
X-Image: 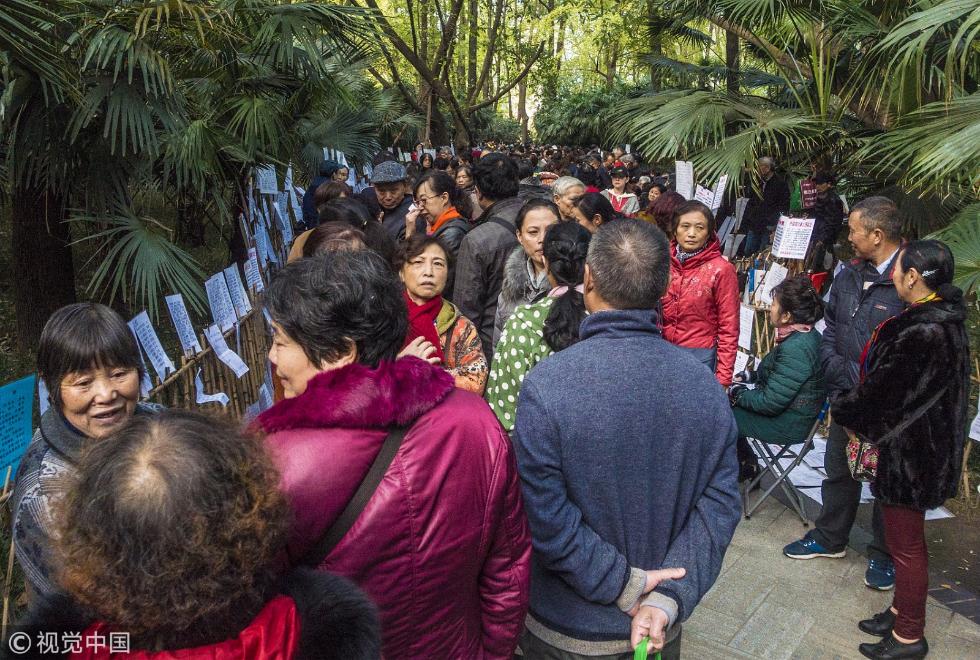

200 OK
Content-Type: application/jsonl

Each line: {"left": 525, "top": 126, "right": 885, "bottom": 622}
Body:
{"left": 6, "top": 145, "right": 971, "bottom": 660}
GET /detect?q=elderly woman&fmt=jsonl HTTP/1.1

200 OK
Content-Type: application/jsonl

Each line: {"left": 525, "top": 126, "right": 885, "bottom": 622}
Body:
{"left": 660, "top": 200, "right": 740, "bottom": 387}
{"left": 11, "top": 303, "right": 161, "bottom": 601}
{"left": 730, "top": 276, "right": 826, "bottom": 482}
{"left": 493, "top": 199, "right": 561, "bottom": 347}
{"left": 394, "top": 235, "right": 488, "bottom": 394}
{"left": 833, "top": 240, "right": 969, "bottom": 660}
{"left": 486, "top": 223, "right": 591, "bottom": 432}
{"left": 257, "top": 251, "right": 530, "bottom": 658}
{"left": 14, "top": 410, "right": 380, "bottom": 658}
{"left": 551, "top": 176, "right": 586, "bottom": 221}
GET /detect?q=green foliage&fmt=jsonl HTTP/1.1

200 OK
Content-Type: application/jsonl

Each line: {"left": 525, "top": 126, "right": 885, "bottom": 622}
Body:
{"left": 534, "top": 84, "right": 643, "bottom": 146}
{"left": 469, "top": 107, "right": 522, "bottom": 143}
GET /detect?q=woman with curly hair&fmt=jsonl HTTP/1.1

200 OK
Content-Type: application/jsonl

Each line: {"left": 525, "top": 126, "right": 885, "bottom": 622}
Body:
{"left": 13, "top": 410, "right": 380, "bottom": 659}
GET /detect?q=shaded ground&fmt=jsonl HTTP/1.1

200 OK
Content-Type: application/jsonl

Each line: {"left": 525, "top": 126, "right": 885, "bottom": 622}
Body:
{"left": 685, "top": 496, "right": 980, "bottom": 658}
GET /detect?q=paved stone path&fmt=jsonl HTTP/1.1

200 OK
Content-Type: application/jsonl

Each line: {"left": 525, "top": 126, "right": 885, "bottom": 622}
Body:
{"left": 684, "top": 497, "right": 980, "bottom": 659}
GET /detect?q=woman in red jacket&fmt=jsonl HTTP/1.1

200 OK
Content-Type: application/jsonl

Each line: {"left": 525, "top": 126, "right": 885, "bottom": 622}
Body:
{"left": 257, "top": 250, "right": 531, "bottom": 659}
{"left": 660, "top": 200, "right": 740, "bottom": 387}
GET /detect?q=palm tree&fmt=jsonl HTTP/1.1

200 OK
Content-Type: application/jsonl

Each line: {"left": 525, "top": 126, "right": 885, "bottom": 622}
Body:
{"left": 1, "top": 0, "right": 409, "bottom": 347}
{"left": 614, "top": 0, "right": 979, "bottom": 288}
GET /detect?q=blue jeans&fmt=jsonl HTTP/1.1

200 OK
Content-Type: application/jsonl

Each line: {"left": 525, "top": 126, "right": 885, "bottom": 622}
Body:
{"left": 743, "top": 230, "right": 769, "bottom": 256}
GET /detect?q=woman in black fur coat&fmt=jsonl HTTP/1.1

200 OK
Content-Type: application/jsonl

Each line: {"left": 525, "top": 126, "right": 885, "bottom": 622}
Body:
{"left": 832, "top": 240, "right": 970, "bottom": 660}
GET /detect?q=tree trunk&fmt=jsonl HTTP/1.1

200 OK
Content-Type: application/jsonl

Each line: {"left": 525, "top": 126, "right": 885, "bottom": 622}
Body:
{"left": 725, "top": 29, "right": 740, "bottom": 97}
{"left": 467, "top": 0, "right": 478, "bottom": 94}
{"left": 648, "top": 0, "right": 662, "bottom": 89}
{"left": 518, "top": 78, "right": 529, "bottom": 143}
{"left": 11, "top": 185, "right": 76, "bottom": 349}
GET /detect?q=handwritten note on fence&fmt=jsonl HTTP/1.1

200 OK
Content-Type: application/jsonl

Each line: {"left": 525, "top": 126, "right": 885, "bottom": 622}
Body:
{"left": 205, "top": 273, "right": 237, "bottom": 332}
{"left": 204, "top": 325, "right": 249, "bottom": 378}
{"left": 738, "top": 305, "right": 755, "bottom": 351}
{"left": 675, "top": 160, "right": 694, "bottom": 200}
{"left": 255, "top": 165, "right": 278, "bottom": 195}
{"left": 165, "top": 294, "right": 203, "bottom": 357}
{"left": 128, "top": 312, "right": 176, "bottom": 382}
{"left": 244, "top": 248, "right": 264, "bottom": 293}
{"left": 0, "top": 375, "right": 36, "bottom": 474}
{"left": 223, "top": 265, "right": 252, "bottom": 319}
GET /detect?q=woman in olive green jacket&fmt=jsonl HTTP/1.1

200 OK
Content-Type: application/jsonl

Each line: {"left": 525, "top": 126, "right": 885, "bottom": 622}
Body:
{"left": 730, "top": 276, "right": 826, "bottom": 480}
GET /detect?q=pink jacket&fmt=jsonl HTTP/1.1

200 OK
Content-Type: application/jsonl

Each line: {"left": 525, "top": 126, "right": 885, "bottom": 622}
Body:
{"left": 257, "top": 358, "right": 531, "bottom": 659}
{"left": 661, "top": 237, "right": 740, "bottom": 386}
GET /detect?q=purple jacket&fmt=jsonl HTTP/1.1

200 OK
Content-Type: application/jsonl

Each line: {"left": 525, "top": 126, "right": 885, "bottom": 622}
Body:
{"left": 258, "top": 358, "right": 531, "bottom": 659}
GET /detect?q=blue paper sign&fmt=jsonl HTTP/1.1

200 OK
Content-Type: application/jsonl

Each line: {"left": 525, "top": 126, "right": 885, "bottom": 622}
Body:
{"left": 0, "top": 374, "right": 36, "bottom": 477}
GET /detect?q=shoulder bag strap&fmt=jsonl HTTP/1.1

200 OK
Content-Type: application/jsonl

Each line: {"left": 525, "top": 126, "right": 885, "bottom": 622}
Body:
{"left": 872, "top": 386, "right": 948, "bottom": 448}
{"left": 301, "top": 425, "right": 409, "bottom": 567}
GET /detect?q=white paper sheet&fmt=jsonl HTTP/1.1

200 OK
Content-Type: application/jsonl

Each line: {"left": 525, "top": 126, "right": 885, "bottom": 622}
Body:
{"left": 724, "top": 233, "right": 745, "bottom": 259}
{"left": 165, "top": 294, "right": 203, "bottom": 358}
{"left": 128, "top": 311, "right": 176, "bottom": 381}
{"left": 755, "top": 262, "right": 789, "bottom": 306}
{"left": 244, "top": 248, "right": 264, "bottom": 293}
{"left": 734, "top": 197, "right": 748, "bottom": 233}
{"left": 255, "top": 165, "right": 278, "bottom": 195}
{"left": 205, "top": 273, "right": 237, "bottom": 332}
{"left": 223, "top": 265, "right": 252, "bottom": 319}
{"left": 717, "top": 215, "right": 736, "bottom": 248}
{"left": 675, "top": 160, "right": 694, "bottom": 200}
{"left": 710, "top": 174, "right": 729, "bottom": 213}
{"left": 738, "top": 304, "right": 755, "bottom": 351}
{"left": 969, "top": 398, "right": 980, "bottom": 442}
{"left": 194, "top": 368, "right": 229, "bottom": 406}
{"left": 204, "top": 325, "right": 249, "bottom": 378}
{"left": 814, "top": 318, "right": 827, "bottom": 334}
{"left": 273, "top": 196, "right": 294, "bottom": 247}
{"left": 38, "top": 378, "right": 50, "bottom": 416}
{"left": 771, "top": 216, "right": 816, "bottom": 260}
{"left": 694, "top": 184, "right": 713, "bottom": 206}
{"left": 285, "top": 166, "right": 301, "bottom": 215}
{"left": 734, "top": 351, "right": 752, "bottom": 375}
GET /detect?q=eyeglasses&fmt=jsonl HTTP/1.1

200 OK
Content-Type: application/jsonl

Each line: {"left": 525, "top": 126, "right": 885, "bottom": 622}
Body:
{"left": 415, "top": 193, "right": 446, "bottom": 205}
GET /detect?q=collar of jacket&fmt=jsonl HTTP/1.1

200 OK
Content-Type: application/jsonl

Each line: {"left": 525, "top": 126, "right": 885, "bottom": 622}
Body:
{"left": 257, "top": 357, "right": 455, "bottom": 433}
{"left": 39, "top": 403, "right": 158, "bottom": 464}
{"left": 848, "top": 244, "right": 903, "bottom": 284}
{"left": 669, "top": 236, "right": 721, "bottom": 270}
{"left": 480, "top": 196, "right": 522, "bottom": 222}
{"left": 436, "top": 299, "right": 460, "bottom": 335}
{"left": 501, "top": 245, "right": 548, "bottom": 302}
{"left": 580, "top": 308, "right": 663, "bottom": 342}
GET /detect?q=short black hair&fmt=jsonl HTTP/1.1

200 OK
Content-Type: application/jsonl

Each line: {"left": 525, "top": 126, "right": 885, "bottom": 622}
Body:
{"left": 392, "top": 234, "right": 453, "bottom": 272}
{"left": 472, "top": 153, "right": 519, "bottom": 201}
{"left": 573, "top": 192, "right": 617, "bottom": 225}
{"left": 264, "top": 251, "right": 407, "bottom": 368}
{"left": 851, "top": 196, "right": 902, "bottom": 241}
{"left": 670, "top": 200, "right": 716, "bottom": 235}
{"left": 587, "top": 219, "right": 670, "bottom": 308}
{"left": 302, "top": 221, "right": 367, "bottom": 257}
{"left": 771, "top": 275, "right": 824, "bottom": 325}
{"left": 38, "top": 303, "right": 143, "bottom": 413}
{"left": 413, "top": 170, "right": 473, "bottom": 219}
{"left": 318, "top": 198, "right": 396, "bottom": 263}
{"left": 515, "top": 198, "right": 561, "bottom": 231}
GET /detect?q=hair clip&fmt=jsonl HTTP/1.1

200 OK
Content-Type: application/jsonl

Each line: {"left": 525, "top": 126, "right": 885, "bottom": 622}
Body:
{"left": 920, "top": 268, "right": 937, "bottom": 277}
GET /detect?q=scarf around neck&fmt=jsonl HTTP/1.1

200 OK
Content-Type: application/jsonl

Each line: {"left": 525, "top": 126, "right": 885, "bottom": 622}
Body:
{"left": 428, "top": 206, "right": 462, "bottom": 235}
{"left": 402, "top": 290, "right": 446, "bottom": 362}
{"left": 676, "top": 244, "right": 706, "bottom": 264}
{"left": 775, "top": 324, "right": 813, "bottom": 343}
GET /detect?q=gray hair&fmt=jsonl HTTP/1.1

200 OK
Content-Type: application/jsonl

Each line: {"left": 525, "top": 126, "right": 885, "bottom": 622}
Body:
{"left": 586, "top": 219, "right": 669, "bottom": 309}
{"left": 552, "top": 176, "right": 585, "bottom": 197}
{"left": 851, "top": 196, "right": 902, "bottom": 242}
{"left": 757, "top": 156, "right": 775, "bottom": 168}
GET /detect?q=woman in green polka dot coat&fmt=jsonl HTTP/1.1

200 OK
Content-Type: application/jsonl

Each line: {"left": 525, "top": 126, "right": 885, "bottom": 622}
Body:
{"left": 486, "top": 223, "right": 592, "bottom": 431}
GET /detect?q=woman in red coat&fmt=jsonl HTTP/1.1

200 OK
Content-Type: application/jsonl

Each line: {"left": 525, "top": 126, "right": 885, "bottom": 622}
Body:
{"left": 660, "top": 200, "right": 740, "bottom": 387}
{"left": 257, "top": 251, "right": 531, "bottom": 659}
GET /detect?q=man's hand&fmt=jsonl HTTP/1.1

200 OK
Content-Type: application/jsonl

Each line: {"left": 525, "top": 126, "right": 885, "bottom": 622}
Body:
{"left": 628, "top": 567, "right": 685, "bottom": 616}
{"left": 397, "top": 337, "right": 441, "bottom": 364}
{"left": 631, "top": 605, "right": 670, "bottom": 653}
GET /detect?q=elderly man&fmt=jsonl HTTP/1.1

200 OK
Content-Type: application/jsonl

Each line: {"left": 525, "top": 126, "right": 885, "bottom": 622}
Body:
{"left": 513, "top": 220, "right": 741, "bottom": 659}
{"left": 370, "top": 161, "right": 423, "bottom": 240}
{"left": 742, "top": 156, "right": 790, "bottom": 256}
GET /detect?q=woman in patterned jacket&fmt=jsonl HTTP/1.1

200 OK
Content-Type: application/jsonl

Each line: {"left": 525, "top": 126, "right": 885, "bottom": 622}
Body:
{"left": 485, "top": 223, "right": 592, "bottom": 431}
{"left": 395, "top": 234, "right": 488, "bottom": 394}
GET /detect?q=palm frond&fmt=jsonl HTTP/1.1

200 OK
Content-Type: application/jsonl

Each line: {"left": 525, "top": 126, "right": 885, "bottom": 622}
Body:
{"left": 928, "top": 202, "right": 980, "bottom": 294}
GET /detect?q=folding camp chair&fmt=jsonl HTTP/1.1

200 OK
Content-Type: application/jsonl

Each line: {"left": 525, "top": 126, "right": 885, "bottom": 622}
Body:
{"left": 743, "top": 401, "right": 830, "bottom": 525}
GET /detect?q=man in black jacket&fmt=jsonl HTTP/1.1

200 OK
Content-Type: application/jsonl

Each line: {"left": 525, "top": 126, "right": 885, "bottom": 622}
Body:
{"left": 742, "top": 157, "right": 790, "bottom": 255}
{"left": 783, "top": 196, "right": 905, "bottom": 592}
{"left": 452, "top": 153, "right": 523, "bottom": 359}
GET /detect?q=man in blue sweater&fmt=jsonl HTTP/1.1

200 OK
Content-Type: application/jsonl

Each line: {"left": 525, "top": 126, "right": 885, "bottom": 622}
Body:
{"left": 513, "top": 219, "right": 741, "bottom": 659}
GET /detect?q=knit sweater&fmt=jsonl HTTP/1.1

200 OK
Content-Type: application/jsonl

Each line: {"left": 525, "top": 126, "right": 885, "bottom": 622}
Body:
{"left": 512, "top": 308, "right": 741, "bottom": 654}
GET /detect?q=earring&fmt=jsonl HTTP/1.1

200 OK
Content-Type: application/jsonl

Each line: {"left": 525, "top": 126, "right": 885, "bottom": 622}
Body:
{"left": 908, "top": 283, "right": 913, "bottom": 289}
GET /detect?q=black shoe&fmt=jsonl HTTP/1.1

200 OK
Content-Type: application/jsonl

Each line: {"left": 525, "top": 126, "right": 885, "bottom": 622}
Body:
{"left": 859, "top": 608, "right": 897, "bottom": 636}
{"left": 859, "top": 635, "right": 928, "bottom": 659}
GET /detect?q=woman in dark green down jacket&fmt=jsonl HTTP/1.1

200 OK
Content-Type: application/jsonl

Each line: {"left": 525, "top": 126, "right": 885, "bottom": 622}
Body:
{"left": 730, "top": 276, "right": 826, "bottom": 481}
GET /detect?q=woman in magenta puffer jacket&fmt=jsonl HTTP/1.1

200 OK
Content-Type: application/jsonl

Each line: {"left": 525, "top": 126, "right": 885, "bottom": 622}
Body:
{"left": 256, "top": 251, "right": 531, "bottom": 660}
{"left": 660, "top": 200, "right": 740, "bottom": 387}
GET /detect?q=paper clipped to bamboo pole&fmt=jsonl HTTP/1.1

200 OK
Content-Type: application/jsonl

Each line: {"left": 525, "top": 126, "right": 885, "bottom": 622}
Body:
{"left": 738, "top": 304, "right": 755, "bottom": 351}
{"left": 205, "top": 273, "right": 238, "bottom": 332}
{"left": 204, "top": 325, "right": 249, "bottom": 378}
{"left": 771, "top": 215, "right": 816, "bottom": 260}
{"left": 674, "top": 161, "right": 694, "bottom": 200}
{"left": 127, "top": 312, "right": 177, "bottom": 382}
{"left": 165, "top": 294, "right": 203, "bottom": 358}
